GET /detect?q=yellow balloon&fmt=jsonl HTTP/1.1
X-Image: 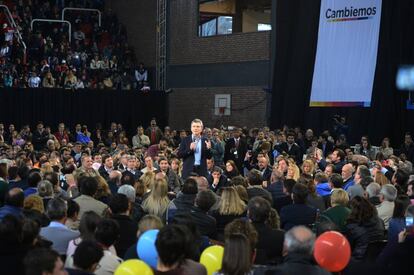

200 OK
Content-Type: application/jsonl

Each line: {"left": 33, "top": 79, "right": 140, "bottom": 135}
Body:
{"left": 200, "top": 245, "right": 224, "bottom": 275}
{"left": 114, "top": 259, "right": 154, "bottom": 275}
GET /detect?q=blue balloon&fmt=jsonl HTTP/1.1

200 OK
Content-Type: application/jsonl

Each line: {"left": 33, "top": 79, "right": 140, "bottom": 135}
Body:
{"left": 137, "top": 229, "right": 159, "bottom": 268}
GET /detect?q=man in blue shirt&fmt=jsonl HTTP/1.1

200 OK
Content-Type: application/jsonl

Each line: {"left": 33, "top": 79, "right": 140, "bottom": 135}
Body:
{"left": 341, "top": 163, "right": 355, "bottom": 191}
{"left": 178, "top": 119, "right": 212, "bottom": 179}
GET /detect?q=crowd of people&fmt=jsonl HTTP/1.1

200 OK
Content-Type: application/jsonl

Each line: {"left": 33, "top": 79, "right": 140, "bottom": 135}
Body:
{"left": 0, "top": 117, "right": 414, "bottom": 275}
{"left": 0, "top": 0, "right": 150, "bottom": 90}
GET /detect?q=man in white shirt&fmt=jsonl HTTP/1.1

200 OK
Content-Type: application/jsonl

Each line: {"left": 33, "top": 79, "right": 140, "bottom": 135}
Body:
{"left": 134, "top": 62, "right": 148, "bottom": 86}
{"left": 377, "top": 184, "right": 397, "bottom": 230}
{"left": 28, "top": 72, "right": 41, "bottom": 88}
{"left": 132, "top": 126, "right": 150, "bottom": 148}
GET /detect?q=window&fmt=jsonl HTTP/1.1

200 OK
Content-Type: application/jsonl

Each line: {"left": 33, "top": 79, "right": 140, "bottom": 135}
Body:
{"left": 257, "top": 23, "right": 271, "bottom": 31}
{"left": 198, "top": 0, "right": 272, "bottom": 37}
{"left": 199, "top": 16, "right": 233, "bottom": 36}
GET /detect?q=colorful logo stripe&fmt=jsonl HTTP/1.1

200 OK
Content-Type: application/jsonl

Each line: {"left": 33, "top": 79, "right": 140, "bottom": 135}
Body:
{"left": 309, "top": 101, "right": 371, "bottom": 107}
{"left": 328, "top": 16, "right": 373, "bottom": 22}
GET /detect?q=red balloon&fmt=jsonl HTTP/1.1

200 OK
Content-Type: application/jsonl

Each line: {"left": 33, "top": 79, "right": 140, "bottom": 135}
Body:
{"left": 314, "top": 231, "right": 351, "bottom": 272}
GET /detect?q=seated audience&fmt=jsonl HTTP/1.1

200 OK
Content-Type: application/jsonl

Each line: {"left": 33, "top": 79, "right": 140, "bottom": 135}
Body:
{"left": 211, "top": 187, "right": 247, "bottom": 241}
{"left": 271, "top": 226, "right": 330, "bottom": 275}
{"left": 207, "top": 166, "right": 229, "bottom": 193}
{"left": 74, "top": 176, "right": 109, "bottom": 219}
{"left": 388, "top": 195, "right": 410, "bottom": 242}
{"left": 167, "top": 177, "right": 198, "bottom": 223}
{"left": 94, "top": 219, "right": 123, "bottom": 274}
{"left": 108, "top": 194, "right": 137, "bottom": 258}
{"left": 216, "top": 233, "right": 254, "bottom": 275}
{"left": 40, "top": 198, "right": 80, "bottom": 256}
{"left": 248, "top": 196, "right": 284, "bottom": 264}
{"left": 124, "top": 214, "right": 164, "bottom": 260}
{"left": 345, "top": 196, "right": 385, "bottom": 260}
{"left": 280, "top": 183, "right": 317, "bottom": 231}
{"left": 0, "top": 188, "right": 24, "bottom": 220}
{"left": 66, "top": 240, "right": 104, "bottom": 275}
{"left": 141, "top": 178, "right": 170, "bottom": 221}
{"left": 246, "top": 169, "right": 272, "bottom": 203}
{"left": 273, "top": 179, "right": 295, "bottom": 213}
{"left": 320, "top": 189, "right": 351, "bottom": 233}
{"left": 377, "top": 184, "right": 398, "bottom": 230}
{"left": 24, "top": 248, "right": 66, "bottom": 275}
{"left": 155, "top": 224, "right": 207, "bottom": 275}
{"left": 190, "top": 189, "right": 217, "bottom": 239}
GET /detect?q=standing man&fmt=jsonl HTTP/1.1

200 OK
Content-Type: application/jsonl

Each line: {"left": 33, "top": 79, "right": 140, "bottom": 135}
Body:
{"left": 132, "top": 126, "right": 150, "bottom": 148}
{"left": 224, "top": 128, "right": 248, "bottom": 173}
{"left": 145, "top": 118, "right": 163, "bottom": 145}
{"left": 178, "top": 119, "right": 212, "bottom": 179}
{"left": 32, "top": 121, "right": 49, "bottom": 151}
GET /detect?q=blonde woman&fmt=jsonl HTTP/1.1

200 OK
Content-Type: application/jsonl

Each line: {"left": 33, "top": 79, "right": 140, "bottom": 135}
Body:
{"left": 374, "top": 171, "right": 390, "bottom": 186}
{"left": 234, "top": 185, "right": 249, "bottom": 204}
{"left": 212, "top": 186, "right": 247, "bottom": 241}
{"left": 170, "top": 158, "right": 182, "bottom": 178}
{"left": 141, "top": 178, "right": 170, "bottom": 221}
{"left": 95, "top": 175, "right": 112, "bottom": 204}
{"left": 301, "top": 159, "right": 316, "bottom": 177}
{"left": 286, "top": 162, "right": 300, "bottom": 181}
{"left": 140, "top": 171, "right": 156, "bottom": 189}
{"left": 321, "top": 189, "right": 351, "bottom": 233}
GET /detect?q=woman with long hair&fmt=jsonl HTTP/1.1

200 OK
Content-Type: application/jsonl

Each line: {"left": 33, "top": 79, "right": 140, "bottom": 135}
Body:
{"left": 388, "top": 195, "right": 410, "bottom": 242}
{"left": 65, "top": 211, "right": 114, "bottom": 267}
{"left": 374, "top": 171, "right": 390, "bottom": 186}
{"left": 358, "top": 136, "right": 376, "bottom": 160}
{"left": 211, "top": 187, "right": 247, "bottom": 241}
{"left": 95, "top": 175, "right": 112, "bottom": 204}
{"left": 286, "top": 161, "right": 300, "bottom": 181}
{"left": 298, "top": 175, "right": 325, "bottom": 212}
{"left": 170, "top": 158, "right": 182, "bottom": 178}
{"left": 138, "top": 171, "right": 156, "bottom": 199}
{"left": 345, "top": 196, "right": 385, "bottom": 260}
{"left": 141, "top": 178, "right": 170, "bottom": 221}
{"left": 301, "top": 159, "right": 316, "bottom": 177}
{"left": 224, "top": 160, "right": 240, "bottom": 179}
{"left": 217, "top": 234, "right": 254, "bottom": 275}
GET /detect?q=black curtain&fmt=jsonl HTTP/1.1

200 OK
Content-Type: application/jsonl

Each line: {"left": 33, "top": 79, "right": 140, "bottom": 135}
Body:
{"left": 270, "top": 0, "right": 414, "bottom": 145}
{"left": 0, "top": 89, "right": 168, "bottom": 136}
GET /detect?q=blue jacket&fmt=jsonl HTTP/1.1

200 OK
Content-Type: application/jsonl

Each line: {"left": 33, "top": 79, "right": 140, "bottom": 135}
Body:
{"left": 76, "top": 132, "right": 91, "bottom": 144}
{"left": 343, "top": 177, "right": 355, "bottom": 191}
{"left": 0, "top": 205, "right": 22, "bottom": 220}
{"left": 24, "top": 187, "right": 37, "bottom": 197}
{"left": 316, "top": 182, "right": 331, "bottom": 197}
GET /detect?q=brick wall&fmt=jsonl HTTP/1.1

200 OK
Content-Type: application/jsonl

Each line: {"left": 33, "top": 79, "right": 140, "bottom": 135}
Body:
{"left": 107, "top": 0, "right": 271, "bottom": 129}
{"left": 168, "top": 0, "right": 271, "bottom": 65}
{"left": 167, "top": 0, "right": 271, "bottom": 129}
{"left": 168, "top": 87, "right": 267, "bottom": 130}
{"left": 107, "top": 0, "right": 157, "bottom": 67}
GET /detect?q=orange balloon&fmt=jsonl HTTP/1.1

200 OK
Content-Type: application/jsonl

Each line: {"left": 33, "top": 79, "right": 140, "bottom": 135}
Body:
{"left": 314, "top": 231, "right": 351, "bottom": 272}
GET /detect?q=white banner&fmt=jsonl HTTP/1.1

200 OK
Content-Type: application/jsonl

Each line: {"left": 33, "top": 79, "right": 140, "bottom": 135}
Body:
{"left": 310, "top": 0, "right": 382, "bottom": 107}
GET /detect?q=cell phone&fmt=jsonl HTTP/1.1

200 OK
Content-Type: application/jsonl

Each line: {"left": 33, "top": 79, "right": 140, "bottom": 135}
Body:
{"left": 406, "top": 216, "right": 414, "bottom": 229}
{"left": 396, "top": 65, "right": 414, "bottom": 90}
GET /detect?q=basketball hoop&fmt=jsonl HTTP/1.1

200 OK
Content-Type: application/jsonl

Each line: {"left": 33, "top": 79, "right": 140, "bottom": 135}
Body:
{"left": 219, "top": 107, "right": 225, "bottom": 116}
